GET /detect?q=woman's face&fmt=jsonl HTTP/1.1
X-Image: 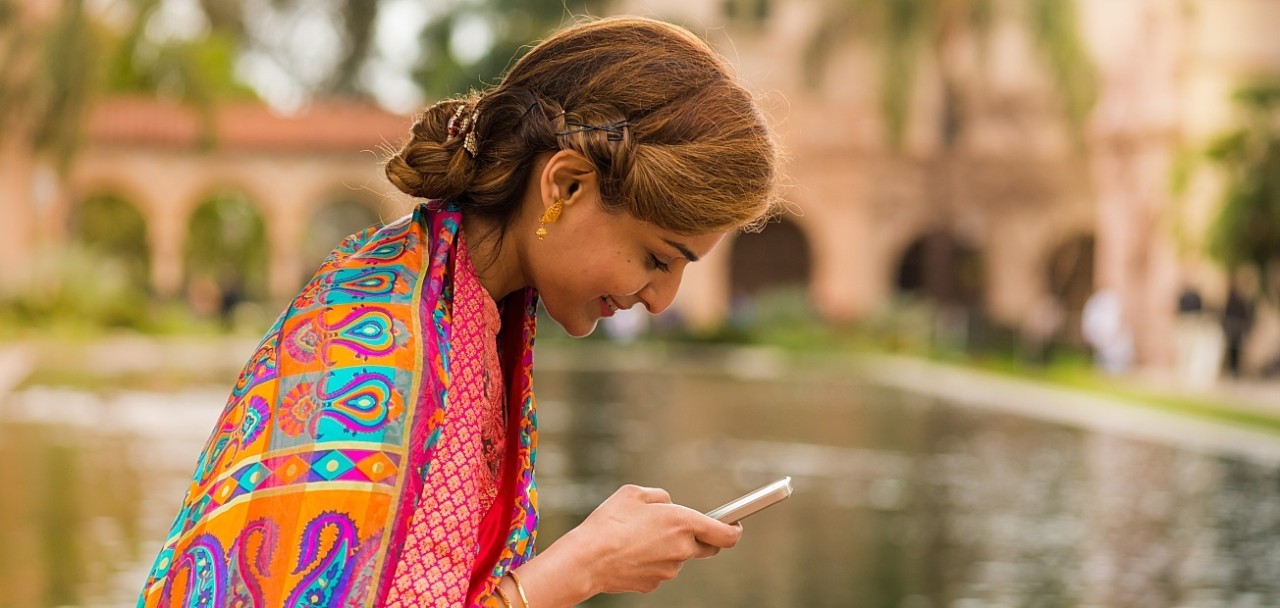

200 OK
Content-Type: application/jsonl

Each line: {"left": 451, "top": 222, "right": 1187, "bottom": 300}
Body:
{"left": 529, "top": 195, "right": 725, "bottom": 338}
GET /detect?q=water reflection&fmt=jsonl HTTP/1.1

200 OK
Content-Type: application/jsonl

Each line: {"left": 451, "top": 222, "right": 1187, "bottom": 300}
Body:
{"left": 0, "top": 386, "right": 221, "bottom": 607}
{"left": 531, "top": 353, "right": 1280, "bottom": 608}
{"left": 2, "top": 349, "right": 1280, "bottom": 606}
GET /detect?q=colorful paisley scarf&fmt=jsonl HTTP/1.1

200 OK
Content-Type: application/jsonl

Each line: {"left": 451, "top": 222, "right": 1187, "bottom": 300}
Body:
{"left": 138, "top": 201, "right": 539, "bottom": 607}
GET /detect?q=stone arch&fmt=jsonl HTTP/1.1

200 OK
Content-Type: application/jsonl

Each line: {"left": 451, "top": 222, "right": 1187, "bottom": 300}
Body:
{"left": 894, "top": 229, "right": 985, "bottom": 307}
{"left": 68, "top": 176, "right": 156, "bottom": 218}
{"left": 892, "top": 228, "right": 988, "bottom": 349}
{"left": 299, "top": 195, "right": 384, "bottom": 278}
{"left": 182, "top": 177, "right": 274, "bottom": 228}
{"left": 67, "top": 190, "right": 152, "bottom": 295}
{"left": 62, "top": 174, "right": 159, "bottom": 244}
{"left": 727, "top": 218, "right": 814, "bottom": 324}
{"left": 183, "top": 188, "right": 270, "bottom": 318}
{"left": 1043, "top": 233, "right": 1096, "bottom": 345}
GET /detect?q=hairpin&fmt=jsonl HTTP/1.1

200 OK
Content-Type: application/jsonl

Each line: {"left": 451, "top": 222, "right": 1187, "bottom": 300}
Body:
{"left": 556, "top": 120, "right": 630, "bottom": 142}
{"left": 446, "top": 102, "right": 481, "bottom": 157}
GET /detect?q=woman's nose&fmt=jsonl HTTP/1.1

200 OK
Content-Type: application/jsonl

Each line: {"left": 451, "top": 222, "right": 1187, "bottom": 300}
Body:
{"left": 639, "top": 271, "right": 682, "bottom": 315}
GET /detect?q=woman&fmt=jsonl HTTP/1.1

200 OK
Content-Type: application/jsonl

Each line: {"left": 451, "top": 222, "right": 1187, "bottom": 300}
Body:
{"left": 139, "top": 16, "right": 780, "bottom": 607}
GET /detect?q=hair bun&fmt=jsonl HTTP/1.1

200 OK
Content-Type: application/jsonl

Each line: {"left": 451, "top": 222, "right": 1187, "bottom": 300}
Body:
{"left": 384, "top": 99, "right": 478, "bottom": 201}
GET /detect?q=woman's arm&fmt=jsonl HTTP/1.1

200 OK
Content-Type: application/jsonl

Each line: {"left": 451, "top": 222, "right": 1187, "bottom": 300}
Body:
{"left": 490, "top": 484, "right": 743, "bottom": 607}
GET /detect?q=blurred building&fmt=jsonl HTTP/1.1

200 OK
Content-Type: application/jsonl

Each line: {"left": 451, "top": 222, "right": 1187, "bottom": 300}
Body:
{"left": 642, "top": 0, "right": 1280, "bottom": 371}
{"left": 1, "top": 0, "right": 1278, "bottom": 371}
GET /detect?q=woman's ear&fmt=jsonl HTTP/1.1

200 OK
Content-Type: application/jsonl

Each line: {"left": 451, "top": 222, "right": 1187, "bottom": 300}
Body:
{"left": 540, "top": 149, "right": 598, "bottom": 210}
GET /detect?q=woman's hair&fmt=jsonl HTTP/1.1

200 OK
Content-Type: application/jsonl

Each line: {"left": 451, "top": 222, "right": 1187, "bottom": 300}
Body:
{"left": 385, "top": 16, "right": 781, "bottom": 236}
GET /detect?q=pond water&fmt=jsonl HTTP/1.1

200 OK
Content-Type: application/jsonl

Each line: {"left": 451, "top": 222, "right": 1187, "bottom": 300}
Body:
{"left": 2, "top": 344, "right": 1279, "bottom": 607}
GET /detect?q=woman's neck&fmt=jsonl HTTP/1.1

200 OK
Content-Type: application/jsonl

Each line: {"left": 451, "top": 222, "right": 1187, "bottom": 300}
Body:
{"left": 461, "top": 212, "right": 528, "bottom": 302}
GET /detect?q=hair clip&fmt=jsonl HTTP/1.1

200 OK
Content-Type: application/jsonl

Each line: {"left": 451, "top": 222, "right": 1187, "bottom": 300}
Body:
{"left": 446, "top": 102, "right": 481, "bottom": 157}
{"left": 556, "top": 120, "right": 630, "bottom": 142}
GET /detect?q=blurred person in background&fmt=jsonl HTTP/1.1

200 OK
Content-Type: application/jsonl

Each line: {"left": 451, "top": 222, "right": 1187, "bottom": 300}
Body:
{"left": 1174, "top": 284, "right": 1224, "bottom": 389}
{"left": 1082, "top": 288, "right": 1134, "bottom": 375}
{"left": 136, "top": 17, "right": 780, "bottom": 608}
{"left": 1222, "top": 275, "right": 1256, "bottom": 378}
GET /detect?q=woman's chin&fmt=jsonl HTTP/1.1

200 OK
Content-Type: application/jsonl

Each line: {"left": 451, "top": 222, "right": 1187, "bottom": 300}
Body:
{"left": 548, "top": 312, "right": 598, "bottom": 338}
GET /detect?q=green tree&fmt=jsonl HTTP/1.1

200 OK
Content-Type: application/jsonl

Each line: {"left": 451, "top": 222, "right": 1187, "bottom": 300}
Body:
{"left": 410, "top": 0, "right": 611, "bottom": 99}
{"left": 329, "top": 0, "right": 382, "bottom": 97}
{"left": 195, "top": 0, "right": 384, "bottom": 100}
{"left": 1207, "top": 83, "right": 1280, "bottom": 302}
{"left": 0, "top": 0, "right": 385, "bottom": 165}
{"left": 0, "top": 0, "right": 104, "bottom": 167}
{"left": 0, "top": 0, "right": 257, "bottom": 165}
{"left": 801, "top": 0, "right": 1095, "bottom": 146}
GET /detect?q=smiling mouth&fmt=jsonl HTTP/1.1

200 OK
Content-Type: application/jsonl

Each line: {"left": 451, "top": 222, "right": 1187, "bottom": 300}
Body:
{"left": 600, "top": 296, "right": 619, "bottom": 317}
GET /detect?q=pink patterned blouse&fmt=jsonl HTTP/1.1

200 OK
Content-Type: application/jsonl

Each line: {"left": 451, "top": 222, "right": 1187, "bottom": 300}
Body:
{"left": 386, "top": 230, "right": 507, "bottom": 605}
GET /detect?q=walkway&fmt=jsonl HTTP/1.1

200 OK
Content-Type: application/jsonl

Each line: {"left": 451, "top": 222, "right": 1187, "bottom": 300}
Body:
{"left": 858, "top": 353, "right": 1280, "bottom": 465}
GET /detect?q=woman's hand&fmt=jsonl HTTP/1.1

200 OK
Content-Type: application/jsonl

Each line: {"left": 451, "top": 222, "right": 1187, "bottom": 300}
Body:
{"left": 497, "top": 484, "right": 742, "bottom": 608}
{"left": 550, "top": 484, "right": 743, "bottom": 595}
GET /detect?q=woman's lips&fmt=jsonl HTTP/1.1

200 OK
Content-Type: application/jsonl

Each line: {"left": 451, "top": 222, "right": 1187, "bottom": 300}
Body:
{"left": 599, "top": 296, "right": 617, "bottom": 318}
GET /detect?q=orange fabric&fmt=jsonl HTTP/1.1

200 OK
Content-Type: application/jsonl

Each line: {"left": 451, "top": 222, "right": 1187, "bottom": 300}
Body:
{"left": 137, "top": 203, "right": 541, "bottom": 607}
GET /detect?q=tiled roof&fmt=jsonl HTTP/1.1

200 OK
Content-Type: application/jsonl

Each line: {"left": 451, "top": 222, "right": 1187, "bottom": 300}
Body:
{"left": 85, "top": 96, "right": 414, "bottom": 153}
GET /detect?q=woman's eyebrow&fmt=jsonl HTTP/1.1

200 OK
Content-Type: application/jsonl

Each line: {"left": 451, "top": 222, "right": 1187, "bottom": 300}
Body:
{"left": 662, "top": 238, "right": 699, "bottom": 262}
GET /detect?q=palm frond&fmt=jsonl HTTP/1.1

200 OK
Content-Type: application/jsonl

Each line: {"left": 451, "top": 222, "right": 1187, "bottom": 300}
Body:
{"left": 31, "top": 0, "right": 102, "bottom": 167}
{"left": 1027, "top": 0, "right": 1095, "bottom": 132}
{"left": 801, "top": 0, "right": 860, "bottom": 88}
{"left": 881, "top": 0, "right": 936, "bottom": 145}
{"left": 805, "top": 0, "right": 1095, "bottom": 148}
{"left": 1208, "top": 84, "right": 1280, "bottom": 302}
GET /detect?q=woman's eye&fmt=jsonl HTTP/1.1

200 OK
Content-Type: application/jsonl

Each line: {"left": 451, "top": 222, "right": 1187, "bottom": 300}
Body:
{"left": 649, "top": 254, "right": 671, "bottom": 273}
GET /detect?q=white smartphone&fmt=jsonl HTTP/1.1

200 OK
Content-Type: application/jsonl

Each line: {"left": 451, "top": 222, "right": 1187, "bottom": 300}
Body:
{"left": 704, "top": 477, "right": 793, "bottom": 524}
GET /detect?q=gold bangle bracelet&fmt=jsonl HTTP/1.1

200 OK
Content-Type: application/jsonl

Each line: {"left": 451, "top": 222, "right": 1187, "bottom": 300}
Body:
{"left": 508, "top": 570, "right": 531, "bottom": 608}
{"left": 494, "top": 584, "right": 514, "bottom": 608}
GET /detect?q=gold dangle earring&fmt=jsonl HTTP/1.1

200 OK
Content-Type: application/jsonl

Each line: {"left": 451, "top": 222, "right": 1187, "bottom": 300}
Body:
{"left": 536, "top": 197, "right": 564, "bottom": 240}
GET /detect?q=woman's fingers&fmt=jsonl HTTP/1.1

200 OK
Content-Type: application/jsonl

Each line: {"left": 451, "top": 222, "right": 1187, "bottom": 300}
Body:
{"left": 665, "top": 504, "right": 743, "bottom": 549}
{"left": 694, "top": 543, "right": 721, "bottom": 559}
